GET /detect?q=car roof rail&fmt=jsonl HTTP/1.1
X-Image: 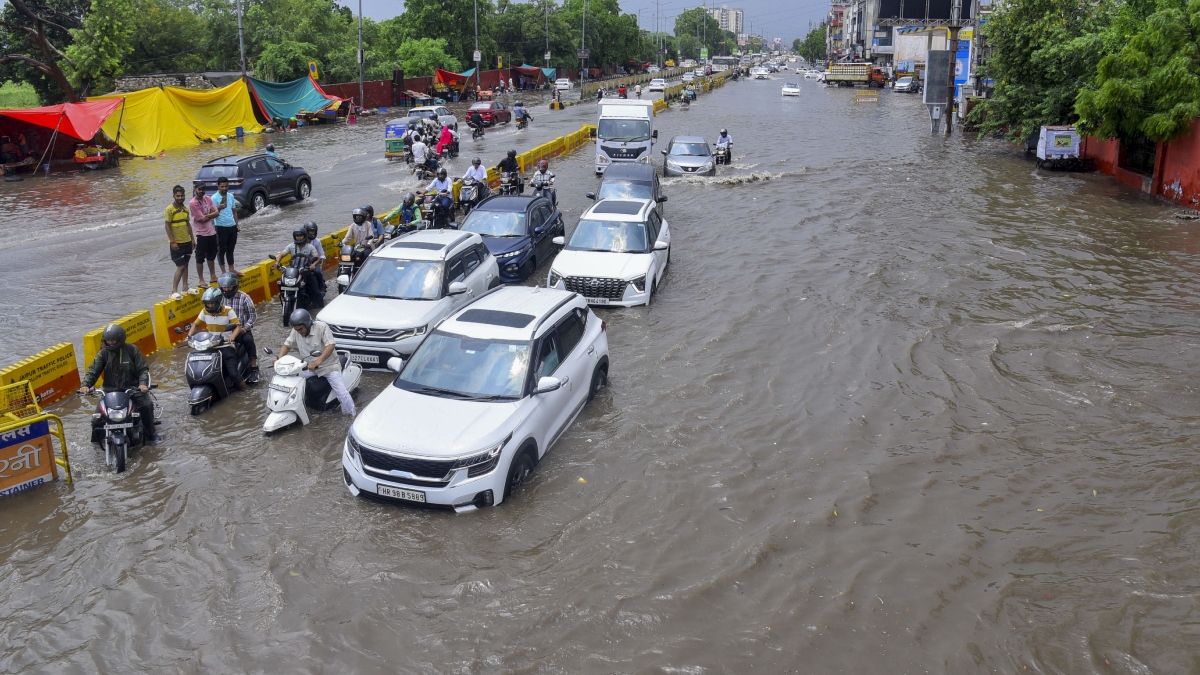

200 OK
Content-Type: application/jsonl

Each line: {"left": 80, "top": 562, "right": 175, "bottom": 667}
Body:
{"left": 532, "top": 293, "right": 581, "bottom": 334}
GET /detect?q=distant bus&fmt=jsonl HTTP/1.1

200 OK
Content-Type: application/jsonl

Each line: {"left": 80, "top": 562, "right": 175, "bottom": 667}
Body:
{"left": 712, "top": 56, "right": 738, "bottom": 68}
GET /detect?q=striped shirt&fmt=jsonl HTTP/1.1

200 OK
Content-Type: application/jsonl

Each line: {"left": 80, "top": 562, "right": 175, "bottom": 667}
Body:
{"left": 225, "top": 291, "right": 256, "bottom": 332}
{"left": 194, "top": 307, "right": 240, "bottom": 333}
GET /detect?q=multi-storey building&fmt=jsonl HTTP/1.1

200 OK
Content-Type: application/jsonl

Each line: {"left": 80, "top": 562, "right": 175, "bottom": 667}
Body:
{"left": 708, "top": 5, "right": 745, "bottom": 35}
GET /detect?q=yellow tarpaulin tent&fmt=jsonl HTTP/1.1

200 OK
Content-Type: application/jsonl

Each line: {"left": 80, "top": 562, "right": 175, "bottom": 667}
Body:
{"left": 92, "top": 80, "right": 263, "bottom": 155}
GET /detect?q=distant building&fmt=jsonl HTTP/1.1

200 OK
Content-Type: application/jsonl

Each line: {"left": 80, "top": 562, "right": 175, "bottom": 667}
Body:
{"left": 827, "top": 5, "right": 847, "bottom": 59}
{"left": 708, "top": 5, "right": 745, "bottom": 35}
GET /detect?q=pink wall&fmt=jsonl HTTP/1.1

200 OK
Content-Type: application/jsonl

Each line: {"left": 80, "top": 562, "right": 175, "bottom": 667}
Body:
{"left": 1154, "top": 121, "right": 1200, "bottom": 207}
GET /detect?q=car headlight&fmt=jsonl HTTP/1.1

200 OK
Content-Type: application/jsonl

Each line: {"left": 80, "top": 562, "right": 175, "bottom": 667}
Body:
{"left": 665, "top": 159, "right": 681, "bottom": 169}
{"left": 394, "top": 324, "right": 428, "bottom": 341}
{"left": 548, "top": 270, "right": 562, "bottom": 287}
{"left": 701, "top": 160, "right": 714, "bottom": 171}
{"left": 629, "top": 275, "right": 647, "bottom": 293}
{"left": 108, "top": 408, "right": 128, "bottom": 422}
{"left": 597, "top": 155, "right": 611, "bottom": 165}
{"left": 346, "top": 432, "right": 362, "bottom": 462}
{"left": 451, "top": 433, "right": 512, "bottom": 472}
{"left": 496, "top": 247, "right": 527, "bottom": 259}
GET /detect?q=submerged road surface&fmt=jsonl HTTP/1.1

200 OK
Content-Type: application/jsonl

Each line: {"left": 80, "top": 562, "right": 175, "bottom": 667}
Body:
{"left": 3, "top": 79, "right": 1200, "bottom": 673}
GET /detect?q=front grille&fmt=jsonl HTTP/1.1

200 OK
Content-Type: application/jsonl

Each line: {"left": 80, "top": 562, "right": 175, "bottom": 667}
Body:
{"left": 564, "top": 276, "right": 627, "bottom": 300}
{"left": 328, "top": 324, "right": 402, "bottom": 342}
{"left": 600, "top": 145, "right": 647, "bottom": 160}
{"left": 364, "top": 466, "right": 451, "bottom": 488}
{"left": 361, "top": 446, "right": 455, "bottom": 479}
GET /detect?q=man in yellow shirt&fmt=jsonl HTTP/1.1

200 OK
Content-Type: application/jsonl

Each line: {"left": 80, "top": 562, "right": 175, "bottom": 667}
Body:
{"left": 165, "top": 185, "right": 195, "bottom": 299}
{"left": 187, "top": 287, "right": 249, "bottom": 391}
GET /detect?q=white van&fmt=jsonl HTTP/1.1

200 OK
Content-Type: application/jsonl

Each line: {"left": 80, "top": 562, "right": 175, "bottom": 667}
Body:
{"left": 595, "top": 99, "right": 657, "bottom": 174}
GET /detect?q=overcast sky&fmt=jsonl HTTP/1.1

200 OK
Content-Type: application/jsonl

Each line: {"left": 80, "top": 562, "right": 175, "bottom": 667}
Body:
{"left": 355, "top": 0, "right": 829, "bottom": 44}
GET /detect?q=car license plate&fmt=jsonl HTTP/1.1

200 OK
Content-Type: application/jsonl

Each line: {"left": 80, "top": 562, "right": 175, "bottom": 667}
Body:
{"left": 586, "top": 297, "right": 609, "bottom": 305}
{"left": 349, "top": 353, "right": 379, "bottom": 364}
{"left": 378, "top": 485, "right": 426, "bottom": 502}
{"left": 105, "top": 423, "right": 133, "bottom": 429}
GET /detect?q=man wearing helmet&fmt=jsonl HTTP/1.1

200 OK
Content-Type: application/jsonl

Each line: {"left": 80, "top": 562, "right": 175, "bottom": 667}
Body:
{"left": 80, "top": 324, "right": 158, "bottom": 442}
{"left": 512, "top": 101, "right": 532, "bottom": 125}
{"left": 461, "top": 157, "right": 491, "bottom": 205}
{"left": 425, "top": 167, "right": 456, "bottom": 227}
{"left": 276, "top": 227, "right": 324, "bottom": 301}
{"left": 188, "top": 287, "right": 249, "bottom": 391}
{"left": 715, "top": 128, "right": 733, "bottom": 164}
{"left": 218, "top": 272, "right": 260, "bottom": 383}
{"left": 343, "top": 208, "right": 380, "bottom": 249}
{"left": 398, "top": 193, "right": 423, "bottom": 231}
{"left": 278, "top": 309, "right": 356, "bottom": 416}
{"left": 303, "top": 221, "right": 328, "bottom": 295}
{"left": 531, "top": 159, "right": 556, "bottom": 205}
{"left": 362, "top": 205, "right": 386, "bottom": 241}
{"left": 496, "top": 149, "right": 524, "bottom": 194}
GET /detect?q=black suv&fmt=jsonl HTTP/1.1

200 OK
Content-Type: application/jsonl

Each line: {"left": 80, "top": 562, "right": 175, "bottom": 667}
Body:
{"left": 586, "top": 163, "right": 667, "bottom": 217}
{"left": 193, "top": 153, "right": 311, "bottom": 213}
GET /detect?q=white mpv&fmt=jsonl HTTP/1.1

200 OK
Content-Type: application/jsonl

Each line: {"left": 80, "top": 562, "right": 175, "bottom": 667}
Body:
{"left": 342, "top": 286, "right": 611, "bottom": 510}
{"left": 547, "top": 199, "right": 670, "bottom": 306}
{"left": 317, "top": 230, "right": 499, "bottom": 369}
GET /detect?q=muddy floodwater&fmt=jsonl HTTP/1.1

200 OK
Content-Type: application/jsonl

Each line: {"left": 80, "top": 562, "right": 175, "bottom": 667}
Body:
{"left": 2, "top": 79, "right": 1200, "bottom": 673}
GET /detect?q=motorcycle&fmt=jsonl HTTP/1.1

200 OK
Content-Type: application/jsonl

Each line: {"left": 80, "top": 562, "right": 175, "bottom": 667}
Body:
{"left": 516, "top": 115, "right": 530, "bottom": 130}
{"left": 87, "top": 384, "right": 158, "bottom": 473}
{"left": 184, "top": 331, "right": 250, "bottom": 415}
{"left": 270, "top": 253, "right": 325, "bottom": 326}
{"left": 336, "top": 243, "right": 371, "bottom": 293}
{"left": 413, "top": 160, "right": 438, "bottom": 181}
{"left": 530, "top": 173, "right": 556, "bottom": 206}
{"left": 459, "top": 177, "right": 488, "bottom": 216}
{"left": 713, "top": 143, "right": 732, "bottom": 166}
{"left": 498, "top": 171, "right": 521, "bottom": 196}
{"left": 261, "top": 347, "right": 362, "bottom": 433}
{"left": 471, "top": 124, "right": 485, "bottom": 140}
{"left": 419, "top": 190, "right": 455, "bottom": 229}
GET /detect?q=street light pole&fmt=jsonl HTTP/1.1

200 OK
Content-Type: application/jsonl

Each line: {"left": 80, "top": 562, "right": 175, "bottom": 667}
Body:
{"left": 357, "top": 0, "right": 364, "bottom": 109}
{"left": 236, "top": 0, "right": 246, "bottom": 76}
{"left": 475, "top": 0, "right": 481, "bottom": 90}
{"left": 580, "top": 0, "right": 587, "bottom": 93}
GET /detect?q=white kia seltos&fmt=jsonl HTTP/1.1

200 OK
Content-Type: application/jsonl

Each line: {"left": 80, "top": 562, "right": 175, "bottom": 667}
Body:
{"left": 342, "top": 286, "right": 610, "bottom": 510}
{"left": 546, "top": 198, "right": 670, "bottom": 306}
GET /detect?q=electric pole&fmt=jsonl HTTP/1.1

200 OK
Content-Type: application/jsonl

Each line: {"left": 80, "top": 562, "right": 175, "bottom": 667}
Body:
{"left": 545, "top": 0, "right": 551, "bottom": 69}
{"left": 475, "top": 0, "right": 481, "bottom": 90}
{"left": 357, "top": 0, "right": 364, "bottom": 109}
{"left": 236, "top": 0, "right": 246, "bottom": 76}
{"left": 945, "top": 0, "right": 961, "bottom": 135}
{"left": 580, "top": 0, "right": 587, "bottom": 93}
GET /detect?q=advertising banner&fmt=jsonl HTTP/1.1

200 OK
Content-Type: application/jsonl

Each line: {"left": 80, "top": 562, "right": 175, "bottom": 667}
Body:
{"left": 0, "top": 344, "right": 81, "bottom": 406}
{"left": 0, "top": 420, "right": 58, "bottom": 497}
{"left": 152, "top": 291, "right": 206, "bottom": 350}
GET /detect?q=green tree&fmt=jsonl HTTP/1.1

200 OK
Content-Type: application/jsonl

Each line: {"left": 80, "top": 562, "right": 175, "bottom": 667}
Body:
{"left": 0, "top": 0, "right": 88, "bottom": 102}
{"left": 397, "top": 37, "right": 462, "bottom": 76}
{"left": 126, "top": 0, "right": 206, "bottom": 74}
{"left": 63, "top": 0, "right": 134, "bottom": 95}
{"left": 796, "top": 25, "right": 826, "bottom": 63}
{"left": 399, "top": 0, "right": 496, "bottom": 69}
{"left": 1075, "top": 0, "right": 1200, "bottom": 142}
{"left": 254, "top": 38, "right": 318, "bottom": 81}
{"left": 673, "top": 7, "right": 722, "bottom": 56}
{"left": 971, "top": 0, "right": 1110, "bottom": 142}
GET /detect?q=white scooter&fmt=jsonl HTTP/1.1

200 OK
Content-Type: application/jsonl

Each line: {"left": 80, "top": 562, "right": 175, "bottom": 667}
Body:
{"left": 261, "top": 347, "right": 362, "bottom": 433}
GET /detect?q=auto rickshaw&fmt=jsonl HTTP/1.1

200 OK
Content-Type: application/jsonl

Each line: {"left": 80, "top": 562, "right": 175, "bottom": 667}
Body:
{"left": 385, "top": 118, "right": 409, "bottom": 161}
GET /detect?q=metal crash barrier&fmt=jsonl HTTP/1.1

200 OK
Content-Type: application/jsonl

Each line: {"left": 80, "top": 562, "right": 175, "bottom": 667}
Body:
{"left": 0, "top": 380, "right": 72, "bottom": 495}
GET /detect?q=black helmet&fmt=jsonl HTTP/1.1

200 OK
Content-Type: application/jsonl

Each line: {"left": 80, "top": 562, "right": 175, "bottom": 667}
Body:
{"left": 352, "top": 208, "right": 366, "bottom": 223}
{"left": 202, "top": 286, "right": 224, "bottom": 314}
{"left": 218, "top": 272, "right": 239, "bottom": 298}
{"left": 266, "top": 143, "right": 275, "bottom": 151}
{"left": 101, "top": 324, "right": 126, "bottom": 351}
{"left": 515, "top": 100, "right": 523, "bottom": 106}
{"left": 437, "top": 168, "right": 447, "bottom": 178}
{"left": 293, "top": 226, "right": 307, "bottom": 244}
{"left": 507, "top": 149, "right": 517, "bottom": 159}
{"left": 363, "top": 205, "right": 375, "bottom": 218}
{"left": 403, "top": 192, "right": 416, "bottom": 205}
{"left": 289, "top": 308, "right": 313, "bottom": 331}
{"left": 720, "top": 128, "right": 728, "bottom": 135}
{"left": 472, "top": 156, "right": 481, "bottom": 166}
{"left": 304, "top": 221, "right": 318, "bottom": 237}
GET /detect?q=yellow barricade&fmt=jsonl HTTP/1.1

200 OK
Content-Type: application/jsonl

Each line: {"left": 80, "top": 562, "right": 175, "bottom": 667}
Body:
{"left": 82, "top": 310, "right": 156, "bottom": 388}
{"left": 152, "top": 291, "right": 209, "bottom": 350}
{"left": 0, "top": 343, "right": 80, "bottom": 407}
{"left": 239, "top": 264, "right": 269, "bottom": 304}
{"left": 0, "top": 381, "right": 71, "bottom": 490}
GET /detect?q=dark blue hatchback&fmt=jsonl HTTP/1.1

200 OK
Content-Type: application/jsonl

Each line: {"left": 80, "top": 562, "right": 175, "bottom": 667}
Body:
{"left": 458, "top": 195, "right": 564, "bottom": 283}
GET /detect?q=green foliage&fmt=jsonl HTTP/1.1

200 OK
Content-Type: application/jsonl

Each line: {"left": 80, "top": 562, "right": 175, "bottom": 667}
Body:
{"left": 126, "top": 0, "right": 206, "bottom": 74}
{"left": 1075, "top": 0, "right": 1200, "bottom": 142}
{"left": 971, "top": 0, "right": 1110, "bottom": 142}
{"left": 672, "top": 7, "right": 730, "bottom": 56}
{"left": 797, "top": 26, "right": 826, "bottom": 63}
{"left": 399, "top": 0, "right": 495, "bottom": 68}
{"left": 254, "top": 39, "right": 319, "bottom": 81}
{"left": 396, "top": 37, "right": 462, "bottom": 77}
{"left": 63, "top": 0, "right": 135, "bottom": 94}
{"left": 0, "top": 80, "right": 41, "bottom": 107}
{"left": 0, "top": 0, "right": 90, "bottom": 103}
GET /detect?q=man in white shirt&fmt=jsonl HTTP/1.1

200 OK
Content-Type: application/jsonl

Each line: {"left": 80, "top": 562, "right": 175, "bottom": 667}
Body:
{"left": 426, "top": 168, "right": 455, "bottom": 228}
{"left": 412, "top": 136, "right": 437, "bottom": 173}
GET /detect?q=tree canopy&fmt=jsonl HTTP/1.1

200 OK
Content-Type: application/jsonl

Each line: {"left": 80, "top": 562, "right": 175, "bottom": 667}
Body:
{"left": 796, "top": 25, "right": 826, "bottom": 63}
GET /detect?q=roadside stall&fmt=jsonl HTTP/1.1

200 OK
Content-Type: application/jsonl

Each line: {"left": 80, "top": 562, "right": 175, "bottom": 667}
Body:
{"left": 0, "top": 98, "right": 124, "bottom": 175}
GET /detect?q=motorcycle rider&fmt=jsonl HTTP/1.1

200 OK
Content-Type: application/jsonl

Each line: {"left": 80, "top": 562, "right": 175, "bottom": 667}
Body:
{"left": 497, "top": 149, "right": 524, "bottom": 194}
{"left": 412, "top": 134, "right": 437, "bottom": 174}
{"left": 343, "top": 208, "right": 380, "bottom": 251}
{"left": 462, "top": 157, "right": 491, "bottom": 203}
{"left": 218, "top": 272, "right": 260, "bottom": 383}
{"left": 398, "top": 192, "right": 423, "bottom": 230}
{"left": 530, "top": 159, "right": 556, "bottom": 206}
{"left": 188, "top": 287, "right": 249, "bottom": 392}
{"left": 597, "top": 87, "right": 605, "bottom": 101}
{"left": 79, "top": 325, "right": 158, "bottom": 443}
{"left": 513, "top": 101, "right": 532, "bottom": 126}
{"left": 362, "top": 205, "right": 386, "bottom": 243}
{"left": 635, "top": 84, "right": 643, "bottom": 99}
{"left": 275, "top": 226, "right": 324, "bottom": 300}
{"left": 715, "top": 128, "right": 733, "bottom": 161}
{"left": 303, "top": 221, "right": 328, "bottom": 295}
{"left": 436, "top": 124, "right": 455, "bottom": 156}
{"left": 618, "top": 85, "right": 627, "bottom": 99}
{"left": 278, "top": 309, "right": 356, "bottom": 416}
{"left": 468, "top": 108, "right": 485, "bottom": 132}
{"left": 426, "top": 168, "right": 456, "bottom": 227}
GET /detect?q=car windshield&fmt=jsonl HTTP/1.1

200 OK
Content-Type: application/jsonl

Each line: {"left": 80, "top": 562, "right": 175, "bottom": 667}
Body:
{"left": 461, "top": 210, "right": 526, "bottom": 237}
{"left": 669, "top": 142, "right": 709, "bottom": 157}
{"left": 597, "top": 181, "right": 653, "bottom": 201}
{"left": 396, "top": 332, "right": 531, "bottom": 399}
{"left": 598, "top": 119, "right": 651, "bottom": 142}
{"left": 898, "top": 77, "right": 912, "bottom": 84}
{"left": 785, "top": 82, "right": 799, "bottom": 88}
{"left": 197, "top": 165, "right": 240, "bottom": 179}
{"left": 347, "top": 258, "right": 442, "bottom": 300}
{"left": 470, "top": 103, "right": 492, "bottom": 110}
{"left": 567, "top": 219, "right": 648, "bottom": 253}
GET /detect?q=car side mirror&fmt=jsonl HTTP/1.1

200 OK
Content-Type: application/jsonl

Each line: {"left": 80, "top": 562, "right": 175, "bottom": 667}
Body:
{"left": 386, "top": 357, "right": 404, "bottom": 373}
{"left": 585, "top": 192, "right": 596, "bottom": 200}
{"left": 310, "top": 350, "right": 323, "bottom": 357}
{"left": 336, "top": 274, "right": 350, "bottom": 287}
{"left": 535, "top": 376, "right": 564, "bottom": 394}
{"left": 534, "top": 226, "right": 546, "bottom": 235}
{"left": 652, "top": 130, "right": 658, "bottom": 139}
{"left": 448, "top": 281, "right": 469, "bottom": 295}
{"left": 552, "top": 236, "right": 565, "bottom": 246}
{"left": 654, "top": 240, "right": 668, "bottom": 251}
{"left": 661, "top": 149, "right": 667, "bottom": 155}
{"left": 263, "top": 347, "right": 274, "bottom": 355}
{"left": 657, "top": 195, "right": 668, "bottom": 203}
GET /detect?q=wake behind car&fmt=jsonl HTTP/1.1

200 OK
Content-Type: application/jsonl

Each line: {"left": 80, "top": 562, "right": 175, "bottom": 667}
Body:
{"left": 193, "top": 153, "right": 311, "bottom": 213}
{"left": 343, "top": 286, "right": 610, "bottom": 510}
{"left": 548, "top": 198, "right": 670, "bottom": 307}
{"left": 459, "top": 195, "right": 564, "bottom": 283}
{"left": 317, "top": 230, "right": 499, "bottom": 368}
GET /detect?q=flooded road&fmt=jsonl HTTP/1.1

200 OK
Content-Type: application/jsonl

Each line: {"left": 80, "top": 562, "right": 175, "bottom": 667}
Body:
{"left": 4, "top": 78, "right": 1200, "bottom": 673}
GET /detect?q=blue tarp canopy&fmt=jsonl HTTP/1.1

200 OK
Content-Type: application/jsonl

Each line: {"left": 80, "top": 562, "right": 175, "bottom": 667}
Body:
{"left": 247, "top": 75, "right": 342, "bottom": 121}
{"left": 457, "top": 68, "right": 477, "bottom": 77}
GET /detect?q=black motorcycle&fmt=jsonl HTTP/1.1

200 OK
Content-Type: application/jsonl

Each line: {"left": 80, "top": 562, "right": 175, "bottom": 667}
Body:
{"left": 498, "top": 171, "right": 520, "bottom": 196}
{"left": 184, "top": 331, "right": 250, "bottom": 415}
{"left": 471, "top": 124, "right": 485, "bottom": 140}
{"left": 413, "top": 160, "right": 438, "bottom": 181}
{"left": 88, "top": 385, "right": 158, "bottom": 473}
{"left": 420, "top": 191, "right": 455, "bottom": 229}
{"left": 713, "top": 143, "right": 732, "bottom": 166}
{"left": 530, "top": 173, "right": 556, "bottom": 206}
{"left": 270, "top": 253, "right": 324, "bottom": 326}
{"left": 516, "top": 117, "right": 530, "bottom": 130}
{"left": 337, "top": 243, "right": 371, "bottom": 293}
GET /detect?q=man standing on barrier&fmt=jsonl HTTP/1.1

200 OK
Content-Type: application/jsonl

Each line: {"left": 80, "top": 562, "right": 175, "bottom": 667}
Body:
{"left": 79, "top": 325, "right": 159, "bottom": 443}
{"left": 165, "top": 185, "right": 194, "bottom": 300}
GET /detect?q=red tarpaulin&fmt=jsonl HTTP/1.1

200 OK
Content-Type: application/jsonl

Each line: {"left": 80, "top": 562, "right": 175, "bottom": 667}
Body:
{"left": 0, "top": 99, "right": 124, "bottom": 141}
{"left": 511, "top": 66, "right": 542, "bottom": 78}
{"left": 436, "top": 69, "right": 472, "bottom": 87}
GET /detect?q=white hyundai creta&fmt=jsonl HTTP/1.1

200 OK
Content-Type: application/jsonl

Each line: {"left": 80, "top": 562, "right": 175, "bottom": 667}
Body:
{"left": 342, "top": 286, "right": 610, "bottom": 511}
{"left": 546, "top": 199, "right": 670, "bottom": 306}
{"left": 317, "top": 230, "right": 499, "bottom": 369}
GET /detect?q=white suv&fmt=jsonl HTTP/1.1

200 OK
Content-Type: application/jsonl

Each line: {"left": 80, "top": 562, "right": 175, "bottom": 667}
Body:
{"left": 547, "top": 199, "right": 670, "bottom": 306}
{"left": 342, "top": 286, "right": 610, "bottom": 510}
{"left": 317, "top": 230, "right": 499, "bottom": 368}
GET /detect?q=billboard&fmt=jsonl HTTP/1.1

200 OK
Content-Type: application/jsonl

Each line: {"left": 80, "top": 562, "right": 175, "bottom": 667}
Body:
{"left": 923, "top": 50, "right": 951, "bottom": 105}
{"left": 878, "top": 0, "right": 975, "bottom": 22}
{"left": 737, "top": 33, "right": 747, "bottom": 46}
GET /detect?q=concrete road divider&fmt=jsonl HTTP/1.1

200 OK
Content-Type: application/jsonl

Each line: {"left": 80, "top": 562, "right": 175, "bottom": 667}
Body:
{"left": 0, "top": 343, "right": 81, "bottom": 406}
{"left": 239, "top": 265, "right": 270, "bottom": 304}
{"left": 82, "top": 310, "right": 156, "bottom": 386}
{"left": 153, "top": 292, "right": 206, "bottom": 349}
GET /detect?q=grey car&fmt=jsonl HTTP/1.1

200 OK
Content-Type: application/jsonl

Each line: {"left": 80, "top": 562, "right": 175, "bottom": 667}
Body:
{"left": 660, "top": 135, "right": 716, "bottom": 177}
{"left": 894, "top": 76, "right": 921, "bottom": 93}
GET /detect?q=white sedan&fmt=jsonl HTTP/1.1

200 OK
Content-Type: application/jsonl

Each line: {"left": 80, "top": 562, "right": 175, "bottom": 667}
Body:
{"left": 803, "top": 70, "right": 825, "bottom": 80}
{"left": 648, "top": 78, "right": 667, "bottom": 92}
{"left": 782, "top": 82, "right": 801, "bottom": 96}
{"left": 554, "top": 78, "right": 574, "bottom": 90}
